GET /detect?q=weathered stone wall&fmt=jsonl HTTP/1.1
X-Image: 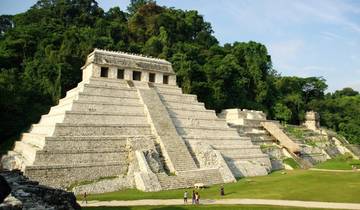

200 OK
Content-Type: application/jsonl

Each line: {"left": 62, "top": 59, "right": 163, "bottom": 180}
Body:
{"left": 0, "top": 170, "right": 80, "bottom": 210}
{"left": 189, "top": 141, "right": 236, "bottom": 183}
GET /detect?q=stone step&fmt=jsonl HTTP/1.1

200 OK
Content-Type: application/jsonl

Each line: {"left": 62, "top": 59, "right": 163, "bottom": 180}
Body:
{"left": 21, "top": 133, "right": 47, "bottom": 148}
{"left": 248, "top": 134, "right": 275, "bottom": 145}
{"left": 61, "top": 111, "right": 147, "bottom": 124}
{"left": 154, "top": 86, "right": 182, "bottom": 94}
{"left": 30, "top": 124, "right": 56, "bottom": 136}
{"left": 213, "top": 144, "right": 260, "bottom": 150}
{"left": 183, "top": 135, "right": 251, "bottom": 141}
{"left": 43, "top": 135, "right": 155, "bottom": 151}
{"left": 176, "top": 126, "right": 239, "bottom": 138}
{"left": 52, "top": 123, "right": 152, "bottom": 136}
{"left": 70, "top": 101, "right": 144, "bottom": 114}
{"left": 169, "top": 109, "right": 216, "bottom": 119}
{"left": 38, "top": 112, "right": 65, "bottom": 125}
{"left": 159, "top": 93, "right": 197, "bottom": 103}
{"left": 242, "top": 129, "right": 267, "bottom": 134}
{"left": 49, "top": 102, "right": 73, "bottom": 115}
{"left": 152, "top": 83, "right": 179, "bottom": 90}
{"left": 25, "top": 161, "right": 128, "bottom": 188}
{"left": 187, "top": 140, "right": 254, "bottom": 147}
{"left": 34, "top": 150, "right": 128, "bottom": 165}
{"left": 171, "top": 117, "right": 228, "bottom": 128}
{"left": 164, "top": 101, "right": 206, "bottom": 111}
{"left": 87, "top": 77, "right": 130, "bottom": 88}
{"left": 43, "top": 137, "right": 128, "bottom": 151}
{"left": 223, "top": 153, "right": 269, "bottom": 160}
{"left": 219, "top": 148, "right": 264, "bottom": 156}
{"left": 65, "top": 85, "right": 83, "bottom": 98}
{"left": 13, "top": 141, "right": 40, "bottom": 164}
{"left": 80, "top": 84, "right": 136, "bottom": 98}
{"left": 77, "top": 93, "right": 140, "bottom": 104}
{"left": 58, "top": 94, "right": 77, "bottom": 106}
{"left": 162, "top": 98, "right": 205, "bottom": 106}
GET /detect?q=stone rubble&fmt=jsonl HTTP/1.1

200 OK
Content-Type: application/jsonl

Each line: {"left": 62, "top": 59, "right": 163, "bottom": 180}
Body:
{"left": 0, "top": 170, "right": 80, "bottom": 210}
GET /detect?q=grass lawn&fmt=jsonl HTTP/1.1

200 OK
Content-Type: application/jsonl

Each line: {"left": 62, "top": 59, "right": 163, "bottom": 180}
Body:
{"left": 83, "top": 170, "right": 360, "bottom": 203}
{"left": 315, "top": 159, "right": 360, "bottom": 170}
{"left": 82, "top": 205, "right": 331, "bottom": 210}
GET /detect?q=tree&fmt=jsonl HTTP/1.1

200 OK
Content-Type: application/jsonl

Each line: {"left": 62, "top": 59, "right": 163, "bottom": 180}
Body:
{"left": 273, "top": 103, "right": 292, "bottom": 123}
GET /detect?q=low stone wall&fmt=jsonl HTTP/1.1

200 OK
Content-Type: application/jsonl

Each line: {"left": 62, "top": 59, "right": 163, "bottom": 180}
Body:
{"left": 25, "top": 162, "right": 127, "bottom": 188}
{"left": 72, "top": 175, "right": 133, "bottom": 195}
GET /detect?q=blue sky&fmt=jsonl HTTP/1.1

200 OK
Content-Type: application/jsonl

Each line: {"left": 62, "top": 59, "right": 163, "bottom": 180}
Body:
{"left": 1, "top": 0, "right": 359, "bottom": 92}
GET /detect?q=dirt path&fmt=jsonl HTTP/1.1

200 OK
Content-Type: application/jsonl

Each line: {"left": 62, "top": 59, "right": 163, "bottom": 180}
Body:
{"left": 81, "top": 198, "right": 360, "bottom": 209}
{"left": 309, "top": 168, "right": 360, "bottom": 172}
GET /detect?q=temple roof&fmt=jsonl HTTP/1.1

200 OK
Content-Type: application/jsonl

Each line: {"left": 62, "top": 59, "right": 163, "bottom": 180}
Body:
{"left": 82, "top": 48, "right": 174, "bottom": 74}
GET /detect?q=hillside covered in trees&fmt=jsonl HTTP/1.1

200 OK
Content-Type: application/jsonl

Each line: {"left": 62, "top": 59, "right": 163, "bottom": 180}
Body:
{"left": 0, "top": 0, "right": 359, "bottom": 150}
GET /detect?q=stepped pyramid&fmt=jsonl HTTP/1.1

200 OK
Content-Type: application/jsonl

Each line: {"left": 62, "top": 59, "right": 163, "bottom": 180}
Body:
{"left": 2, "top": 49, "right": 271, "bottom": 191}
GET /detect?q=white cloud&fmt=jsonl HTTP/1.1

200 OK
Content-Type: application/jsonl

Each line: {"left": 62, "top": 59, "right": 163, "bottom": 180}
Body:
{"left": 320, "top": 31, "right": 343, "bottom": 40}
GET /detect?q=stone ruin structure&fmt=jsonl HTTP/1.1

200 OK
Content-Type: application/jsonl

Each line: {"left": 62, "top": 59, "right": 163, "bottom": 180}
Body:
{"left": 1, "top": 49, "right": 272, "bottom": 192}
{"left": 303, "top": 111, "right": 320, "bottom": 132}
{"left": 219, "top": 109, "right": 359, "bottom": 168}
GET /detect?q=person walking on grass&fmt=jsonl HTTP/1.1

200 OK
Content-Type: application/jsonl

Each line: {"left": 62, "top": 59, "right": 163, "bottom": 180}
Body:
{"left": 220, "top": 185, "right": 225, "bottom": 196}
{"left": 183, "top": 191, "right": 188, "bottom": 204}
{"left": 192, "top": 190, "right": 196, "bottom": 204}
{"left": 81, "top": 192, "right": 88, "bottom": 204}
{"left": 195, "top": 192, "right": 200, "bottom": 204}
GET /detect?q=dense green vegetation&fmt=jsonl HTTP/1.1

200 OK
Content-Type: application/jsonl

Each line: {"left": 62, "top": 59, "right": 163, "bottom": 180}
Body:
{"left": 83, "top": 205, "right": 326, "bottom": 210}
{"left": 80, "top": 170, "right": 360, "bottom": 203}
{"left": 0, "top": 0, "right": 359, "bottom": 149}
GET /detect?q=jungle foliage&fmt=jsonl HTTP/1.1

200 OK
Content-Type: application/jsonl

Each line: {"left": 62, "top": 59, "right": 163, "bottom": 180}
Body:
{"left": 0, "top": 0, "right": 359, "bottom": 148}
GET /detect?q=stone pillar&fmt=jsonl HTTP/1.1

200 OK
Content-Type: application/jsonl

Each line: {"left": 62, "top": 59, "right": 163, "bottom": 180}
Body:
{"left": 303, "top": 111, "right": 320, "bottom": 131}
{"left": 108, "top": 66, "right": 117, "bottom": 79}
{"left": 142, "top": 71, "right": 149, "bottom": 82}
{"left": 92, "top": 64, "right": 101, "bottom": 78}
{"left": 155, "top": 72, "right": 163, "bottom": 84}
{"left": 168, "top": 75, "right": 177, "bottom": 85}
{"left": 124, "top": 69, "right": 132, "bottom": 80}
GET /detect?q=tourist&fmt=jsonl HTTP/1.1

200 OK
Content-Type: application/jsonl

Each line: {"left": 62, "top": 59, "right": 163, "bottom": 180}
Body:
{"left": 220, "top": 185, "right": 225, "bottom": 196}
{"left": 81, "top": 192, "right": 87, "bottom": 204}
{"left": 195, "top": 192, "right": 200, "bottom": 204}
{"left": 183, "top": 191, "right": 188, "bottom": 204}
{"left": 192, "top": 190, "right": 196, "bottom": 204}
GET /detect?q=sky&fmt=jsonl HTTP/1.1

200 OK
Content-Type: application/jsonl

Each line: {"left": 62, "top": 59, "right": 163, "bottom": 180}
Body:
{"left": 1, "top": 0, "right": 359, "bottom": 92}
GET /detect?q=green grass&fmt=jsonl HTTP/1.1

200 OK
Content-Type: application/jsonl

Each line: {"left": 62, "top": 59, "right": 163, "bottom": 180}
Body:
{"left": 283, "top": 158, "right": 300, "bottom": 169}
{"left": 83, "top": 170, "right": 360, "bottom": 203}
{"left": 284, "top": 126, "right": 305, "bottom": 140}
{"left": 82, "top": 205, "right": 330, "bottom": 210}
{"left": 315, "top": 158, "right": 360, "bottom": 170}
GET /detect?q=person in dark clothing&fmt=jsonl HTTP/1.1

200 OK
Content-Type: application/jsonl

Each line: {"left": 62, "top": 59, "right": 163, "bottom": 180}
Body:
{"left": 220, "top": 185, "right": 225, "bottom": 196}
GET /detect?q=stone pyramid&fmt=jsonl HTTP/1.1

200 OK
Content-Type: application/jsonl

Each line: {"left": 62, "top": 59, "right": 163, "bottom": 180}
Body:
{"left": 2, "top": 49, "right": 271, "bottom": 191}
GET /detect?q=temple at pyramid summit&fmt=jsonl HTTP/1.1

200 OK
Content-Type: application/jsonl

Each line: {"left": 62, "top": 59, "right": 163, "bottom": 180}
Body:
{"left": 2, "top": 49, "right": 272, "bottom": 191}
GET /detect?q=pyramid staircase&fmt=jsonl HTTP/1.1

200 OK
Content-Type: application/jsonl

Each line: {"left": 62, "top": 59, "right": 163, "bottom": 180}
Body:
{"left": 154, "top": 85, "right": 271, "bottom": 178}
